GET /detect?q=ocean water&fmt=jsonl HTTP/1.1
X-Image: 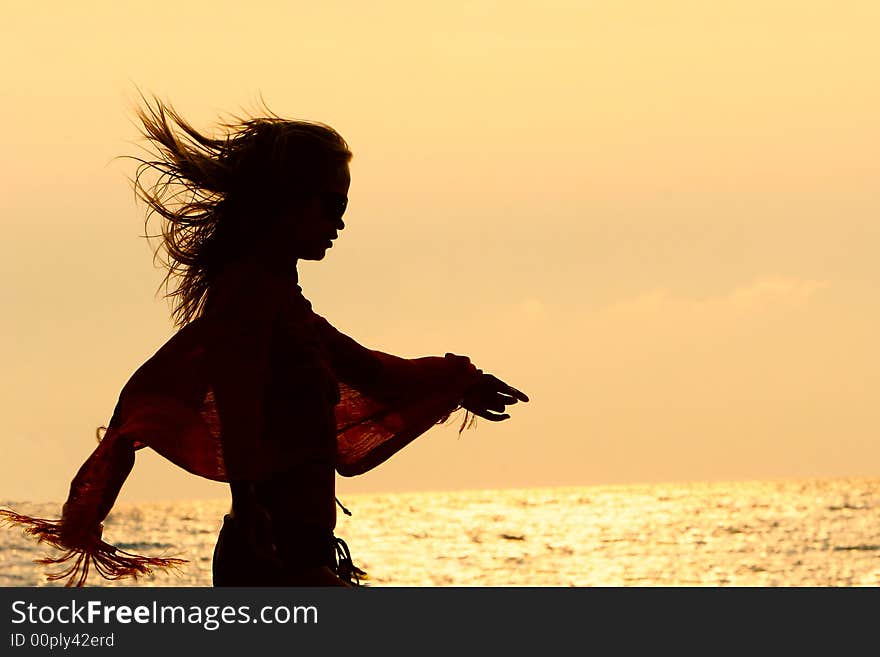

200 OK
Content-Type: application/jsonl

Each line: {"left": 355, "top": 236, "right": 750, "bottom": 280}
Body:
{"left": 2, "top": 477, "right": 879, "bottom": 587}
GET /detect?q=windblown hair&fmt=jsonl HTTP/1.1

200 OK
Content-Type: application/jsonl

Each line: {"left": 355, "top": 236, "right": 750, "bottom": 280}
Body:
{"left": 129, "top": 94, "right": 352, "bottom": 327}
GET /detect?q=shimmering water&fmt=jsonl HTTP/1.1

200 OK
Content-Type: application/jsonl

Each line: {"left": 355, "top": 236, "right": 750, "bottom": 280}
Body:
{"left": 2, "top": 477, "right": 879, "bottom": 586}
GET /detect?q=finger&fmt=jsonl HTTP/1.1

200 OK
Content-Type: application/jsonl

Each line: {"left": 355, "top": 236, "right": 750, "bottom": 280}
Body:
{"left": 467, "top": 392, "right": 512, "bottom": 412}
{"left": 487, "top": 394, "right": 519, "bottom": 411}
{"left": 506, "top": 386, "right": 529, "bottom": 402}
{"left": 469, "top": 408, "right": 510, "bottom": 422}
{"left": 472, "top": 391, "right": 510, "bottom": 410}
{"left": 483, "top": 374, "right": 530, "bottom": 403}
{"left": 491, "top": 384, "right": 528, "bottom": 404}
{"left": 482, "top": 373, "right": 507, "bottom": 388}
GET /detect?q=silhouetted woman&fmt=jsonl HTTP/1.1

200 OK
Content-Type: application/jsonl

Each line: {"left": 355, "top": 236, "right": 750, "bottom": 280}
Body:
{"left": 0, "top": 96, "right": 528, "bottom": 587}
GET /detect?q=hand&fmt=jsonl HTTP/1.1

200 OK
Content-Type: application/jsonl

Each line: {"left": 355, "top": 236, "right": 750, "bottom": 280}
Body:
{"left": 461, "top": 372, "right": 529, "bottom": 422}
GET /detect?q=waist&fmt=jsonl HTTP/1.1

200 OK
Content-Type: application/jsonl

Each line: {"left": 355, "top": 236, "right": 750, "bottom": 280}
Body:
{"left": 220, "top": 513, "right": 337, "bottom": 569}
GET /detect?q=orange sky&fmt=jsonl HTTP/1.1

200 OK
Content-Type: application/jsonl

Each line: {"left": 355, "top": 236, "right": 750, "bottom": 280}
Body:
{"left": 2, "top": 1, "right": 879, "bottom": 503}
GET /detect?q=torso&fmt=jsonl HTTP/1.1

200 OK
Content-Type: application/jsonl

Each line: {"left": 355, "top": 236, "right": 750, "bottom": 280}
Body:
{"left": 206, "top": 260, "right": 341, "bottom": 564}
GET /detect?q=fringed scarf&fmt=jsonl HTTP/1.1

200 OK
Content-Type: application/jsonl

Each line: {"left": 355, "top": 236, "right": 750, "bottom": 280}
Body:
{"left": 0, "top": 273, "right": 480, "bottom": 586}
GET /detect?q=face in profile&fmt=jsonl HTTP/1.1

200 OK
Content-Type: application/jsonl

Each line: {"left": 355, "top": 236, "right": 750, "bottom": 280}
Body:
{"left": 281, "top": 162, "right": 351, "bottom": 262}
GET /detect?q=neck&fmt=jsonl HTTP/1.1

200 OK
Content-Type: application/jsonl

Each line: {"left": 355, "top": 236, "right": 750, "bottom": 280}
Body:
{"left": 264, "top": 257, "right": 299, "bottom": 281}
{"left": 228, "top": 252, "right": 299, "bottom": 284}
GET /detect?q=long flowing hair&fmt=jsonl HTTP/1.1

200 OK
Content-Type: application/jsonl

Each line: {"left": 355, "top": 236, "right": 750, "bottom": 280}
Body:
{"left": 128, "top": 94, "right": 352, "bottom": 327}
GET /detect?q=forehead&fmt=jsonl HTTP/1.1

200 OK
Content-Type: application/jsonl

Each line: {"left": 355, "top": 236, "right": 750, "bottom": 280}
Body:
{"left": 324, "top": 162, "right": 350, "bottom": 193}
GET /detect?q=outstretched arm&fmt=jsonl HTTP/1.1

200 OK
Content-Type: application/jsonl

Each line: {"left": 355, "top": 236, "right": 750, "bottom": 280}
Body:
{"left": 311, "top": 314, "right": 478, "bottom": 396}
{"left": 311, "top": 314, "right": 528, "bottom": 417}
{"left": 310, "top": 313, "right": 530, "bottom": 476}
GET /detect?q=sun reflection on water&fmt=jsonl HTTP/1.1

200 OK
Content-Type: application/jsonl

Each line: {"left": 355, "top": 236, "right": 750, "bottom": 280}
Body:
{"left": 2, "top": 478, "right": 878, "bottom": 586}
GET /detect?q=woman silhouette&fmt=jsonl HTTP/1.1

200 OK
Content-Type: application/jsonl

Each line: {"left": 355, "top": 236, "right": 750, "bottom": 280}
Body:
{"left": 0, "top": 96, "right": 528, "bottom": 587}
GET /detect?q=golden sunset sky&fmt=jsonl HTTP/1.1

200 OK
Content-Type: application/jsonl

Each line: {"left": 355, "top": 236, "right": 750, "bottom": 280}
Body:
{"left": 2, "top": 1, "right": 878, "bottom": 503}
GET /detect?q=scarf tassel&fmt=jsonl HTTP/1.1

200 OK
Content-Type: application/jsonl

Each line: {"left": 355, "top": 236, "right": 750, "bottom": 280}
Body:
{"left": 333, "top": 535, "right": 367, "bottom": 586}
{"left": 0, "top": 509, "right": 187, "bottom": 587}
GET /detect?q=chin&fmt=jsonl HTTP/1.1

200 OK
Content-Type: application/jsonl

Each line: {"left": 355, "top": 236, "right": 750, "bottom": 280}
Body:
{"left": 299, "top": 247, "right": 329, "bottom": 262}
